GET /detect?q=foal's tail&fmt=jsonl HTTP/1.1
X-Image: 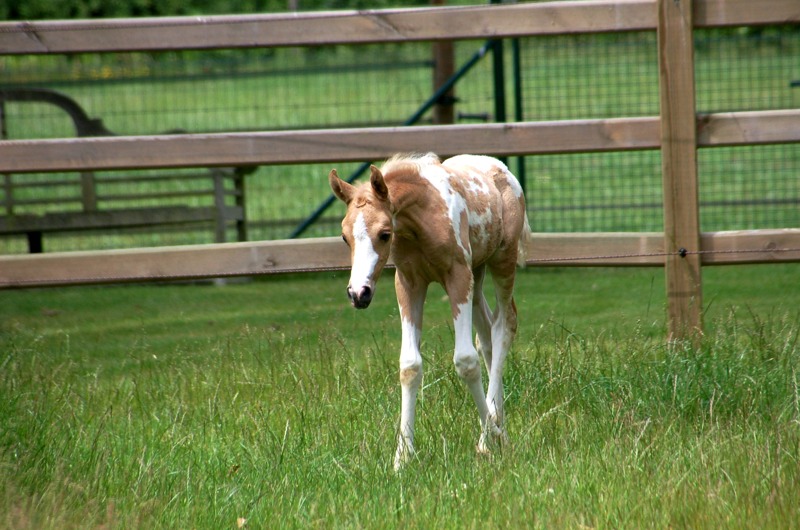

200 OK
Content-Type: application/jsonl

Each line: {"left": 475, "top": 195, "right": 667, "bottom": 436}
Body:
{"left": 517, "top": 211, "right": 533, "bottom": 267}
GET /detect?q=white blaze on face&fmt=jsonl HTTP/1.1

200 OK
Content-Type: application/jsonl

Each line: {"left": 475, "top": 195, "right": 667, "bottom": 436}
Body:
{"left": 349, "top": 212, "right": 379, "bottom": 292}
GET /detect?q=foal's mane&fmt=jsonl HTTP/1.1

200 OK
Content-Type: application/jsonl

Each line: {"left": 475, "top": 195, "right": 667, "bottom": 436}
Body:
{"left": 381, "top": 152, "right": 441, "bottom": 175}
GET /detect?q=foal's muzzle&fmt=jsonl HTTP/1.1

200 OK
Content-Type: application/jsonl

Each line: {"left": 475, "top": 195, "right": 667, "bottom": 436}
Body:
{"left": 348, "top": 285, "right": 373, "bottom": 309}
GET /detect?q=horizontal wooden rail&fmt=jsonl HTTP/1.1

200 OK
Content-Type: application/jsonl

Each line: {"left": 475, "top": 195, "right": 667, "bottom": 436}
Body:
{"left": 1, "top": 110, "right": 798, "bottom": 174}
{"left": 1, "top": 229, "right": 798, "bottom": 288}
{"left": 695, "top": 0, "right": 800, "bottom": 28}
{"left": 699, "top": 230, "right": 800, "bottom": 265}
{"left": 1, "top": 0, "right": 797, "bottom": 55}
{"left": 697, "top": 110, "right": 800, "bottom": 147}
{"left": 532, "top": 230, "right": 800, "bottom": 266}
{"left": 1, "top": 1, "right": 651, "bottom": 55}
{"left": 0, "top": 117, "right": 661, "bottom": 173}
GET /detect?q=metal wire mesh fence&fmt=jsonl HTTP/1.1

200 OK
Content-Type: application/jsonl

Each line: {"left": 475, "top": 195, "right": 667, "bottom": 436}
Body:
{"left": 694, "top": 28, "right": 800, "bottom": 232}
{"left": 516, "top": 32, "right": 663, "bottom": 233}
{"left": 519, "top": 28, "right": 799, "bottom": 234}
{"left": 0, "top": 25, "right": 797, "bottom": 254}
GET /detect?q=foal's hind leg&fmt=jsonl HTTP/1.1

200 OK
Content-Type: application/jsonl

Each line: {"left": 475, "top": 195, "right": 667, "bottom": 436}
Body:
{"left": 472, "top": 264, "right": 493, "bottom": 372}
{"left": 477, "top": 260, "right": 519, "bottom": 454}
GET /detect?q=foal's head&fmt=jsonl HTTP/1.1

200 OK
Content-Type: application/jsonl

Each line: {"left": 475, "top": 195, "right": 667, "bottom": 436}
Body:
{"left": 329, "top": 165, "right": 393, "bottom": 309}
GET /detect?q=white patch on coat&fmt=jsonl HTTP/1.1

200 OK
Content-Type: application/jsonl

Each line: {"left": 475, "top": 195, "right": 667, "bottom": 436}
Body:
{"left": 452, "top": 301, "right": 480, "bottom": 380}
{"left": 446, "top": 154, "right": 524, "bottom": 198}
{"left": 418, "top": 163, "right": 471, "bottom": 259}
{"left": 444, "top": 157, "right": 501, "bottom": 255}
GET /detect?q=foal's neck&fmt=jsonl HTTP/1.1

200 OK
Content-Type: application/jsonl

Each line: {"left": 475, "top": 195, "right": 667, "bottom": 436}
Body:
{"left": 385, "top": 170, "right": 440, "bottom": 242}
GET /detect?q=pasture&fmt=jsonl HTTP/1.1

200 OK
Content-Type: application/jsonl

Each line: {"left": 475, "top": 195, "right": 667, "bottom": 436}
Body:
{"left": 1, "top": 7, "right": 798, "bottom": 527}
{"left": 1, "top": 264, "right": 798, "bottom": 528}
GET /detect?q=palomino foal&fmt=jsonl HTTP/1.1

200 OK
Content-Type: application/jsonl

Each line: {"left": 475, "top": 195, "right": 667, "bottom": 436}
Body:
{"left": 329, "top": 153, "right": 530, "bottom": 470}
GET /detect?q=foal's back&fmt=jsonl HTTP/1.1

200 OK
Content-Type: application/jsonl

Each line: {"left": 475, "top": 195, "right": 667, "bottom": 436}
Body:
{"left": 440, "top": 154, "right": 527, "bottom": 269}
{"left": 441, "top": 154, "right": 525, "bottom": 206}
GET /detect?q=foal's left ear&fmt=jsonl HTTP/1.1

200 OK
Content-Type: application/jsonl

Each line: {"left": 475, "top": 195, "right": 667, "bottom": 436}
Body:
{"left": 369, "top": 165, "right": 389, "bottom": 202}
{"left": 329, "top": 169, "right": 355, "bottom": 204}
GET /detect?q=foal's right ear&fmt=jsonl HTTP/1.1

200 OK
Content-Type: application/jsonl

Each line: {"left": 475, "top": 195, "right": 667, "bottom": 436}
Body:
{"left": 329, "top": 169, "right": 355, "bottom": 204}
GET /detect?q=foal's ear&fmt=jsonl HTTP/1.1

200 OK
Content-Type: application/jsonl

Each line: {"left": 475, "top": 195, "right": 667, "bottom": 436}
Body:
{"left": 329, "top": 169, "right": 355, "bottom": 204}
{"left": 369, "top": 165, "right": 389, "bottom": 202}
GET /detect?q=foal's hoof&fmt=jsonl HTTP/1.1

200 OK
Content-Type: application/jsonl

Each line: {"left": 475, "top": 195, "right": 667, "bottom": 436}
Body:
{"left": 393, "top": 446, "right": 416, "bottom": 472}
{"left": 476, "top": 427, "right": 509, "bottom": 456}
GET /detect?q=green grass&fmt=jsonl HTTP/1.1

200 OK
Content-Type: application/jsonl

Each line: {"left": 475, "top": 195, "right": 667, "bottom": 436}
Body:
{"left": 1, "top": 265, "right": 798, "bottom": 528}
{"left": 0, "top": 26, "right": 798, "bottom": 525}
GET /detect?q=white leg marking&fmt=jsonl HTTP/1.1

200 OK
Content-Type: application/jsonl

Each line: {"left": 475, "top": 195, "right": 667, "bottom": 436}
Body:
{"left": 481, "top": 285, "right": 516, "bottom": 454}
{"left": 472, "top": 267, "right": 493, "bottom": 372}
{"left": 395, "top": 316, "right": 422, "bottom": 471}
{"left": 394, "top": 274, "right": 426, "bottom": 471}
{"left": 452, "top": 300, "right": 493, "bottom": 448}
{"left": 486, "top": 308, "right": 508, "bottom": 427}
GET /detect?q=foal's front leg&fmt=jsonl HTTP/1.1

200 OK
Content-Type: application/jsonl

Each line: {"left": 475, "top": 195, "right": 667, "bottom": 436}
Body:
{"left": 394, "top": 271, "right": 426, "bottom": 471}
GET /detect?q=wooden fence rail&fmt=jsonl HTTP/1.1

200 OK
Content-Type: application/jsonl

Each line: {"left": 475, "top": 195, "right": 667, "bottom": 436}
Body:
{"left": 1, "top": 0, "right": 799, "bottom": 340}
{"left": 1, "top": 111, "right": 798, "bottom": 174}
{"left": 2, "top": 230, "right": 799, "bottom": 288}
{"left": 1, "top": 0, "right": 797, "bottom": 54}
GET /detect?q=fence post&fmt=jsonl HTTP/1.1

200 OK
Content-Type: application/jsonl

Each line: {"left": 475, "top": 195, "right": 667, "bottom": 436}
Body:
{"left": 431, "top": 0, "right": 455, "bottom": 124}
{"left": 658, "top": 0, "right": 703, "bottom": 341}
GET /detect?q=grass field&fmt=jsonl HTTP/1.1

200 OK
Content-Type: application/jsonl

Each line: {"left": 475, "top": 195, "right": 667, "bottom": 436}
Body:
{"left": 1, "top": 20, "right": 798, "bottom": 527}
{"left": 1, "top": 264, "right": 798, "bottom": 528}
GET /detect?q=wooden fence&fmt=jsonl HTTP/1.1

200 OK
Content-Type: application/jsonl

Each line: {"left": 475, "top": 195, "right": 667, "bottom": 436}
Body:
{"left": 1, "top": 0, "right": 799, "bottom": 340}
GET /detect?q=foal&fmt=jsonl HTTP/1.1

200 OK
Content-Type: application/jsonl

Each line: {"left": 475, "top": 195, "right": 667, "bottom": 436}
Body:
{"left": 329, "top": 153, "right": 530, "bottom": 470}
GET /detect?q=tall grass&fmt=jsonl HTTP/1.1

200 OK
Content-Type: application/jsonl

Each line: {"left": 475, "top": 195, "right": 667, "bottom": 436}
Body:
{"left": 1, "top": 266, "right": 798, "bottom": 528}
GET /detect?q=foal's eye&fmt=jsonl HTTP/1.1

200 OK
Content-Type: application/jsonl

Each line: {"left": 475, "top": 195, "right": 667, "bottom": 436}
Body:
{"left": 378, "top": 231, "right": 391, "bottom": 243}
{"left": 341, "top": 234, "right": 350, "bottom": 247}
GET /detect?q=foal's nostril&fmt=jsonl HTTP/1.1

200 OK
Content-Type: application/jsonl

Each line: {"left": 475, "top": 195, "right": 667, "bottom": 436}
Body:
{"left": 348, "top": 285, "right": 373, "bottom": 309}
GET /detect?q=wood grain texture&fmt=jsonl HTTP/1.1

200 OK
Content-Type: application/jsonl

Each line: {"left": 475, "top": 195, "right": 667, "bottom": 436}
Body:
{"left": 0, "top": 237, "right": 351, "bottom": 287}
{"left": 695, "top": 0, "right": 800, "bottom": 27}
{"left": 0, "top": 1, "right": 656, "bottom": 55}
{"left": 0, "top": 206, "right": 242, "bottom": 234}
{"left": 2, "top": 0, "right": 796, "bottom": 56}
{"left": 697, "top": 110, "right": 800, "bottom": 147}
{"left": 1, "top": 111, "right": 796, "bottom": 174}
{"left": 3, "top": 230, "right": 799, "bottom": 288}
{"left": 658, "top": 0, "right": 703, "bottom": 340}
{"left": 525, "top": 232, "right": 665, "bottom": 266}
{"left": 699, "top": 229, "right": 800, "bottom": 265}
{"left": 0, "top": 118, "right": 661, "bottom": 173}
